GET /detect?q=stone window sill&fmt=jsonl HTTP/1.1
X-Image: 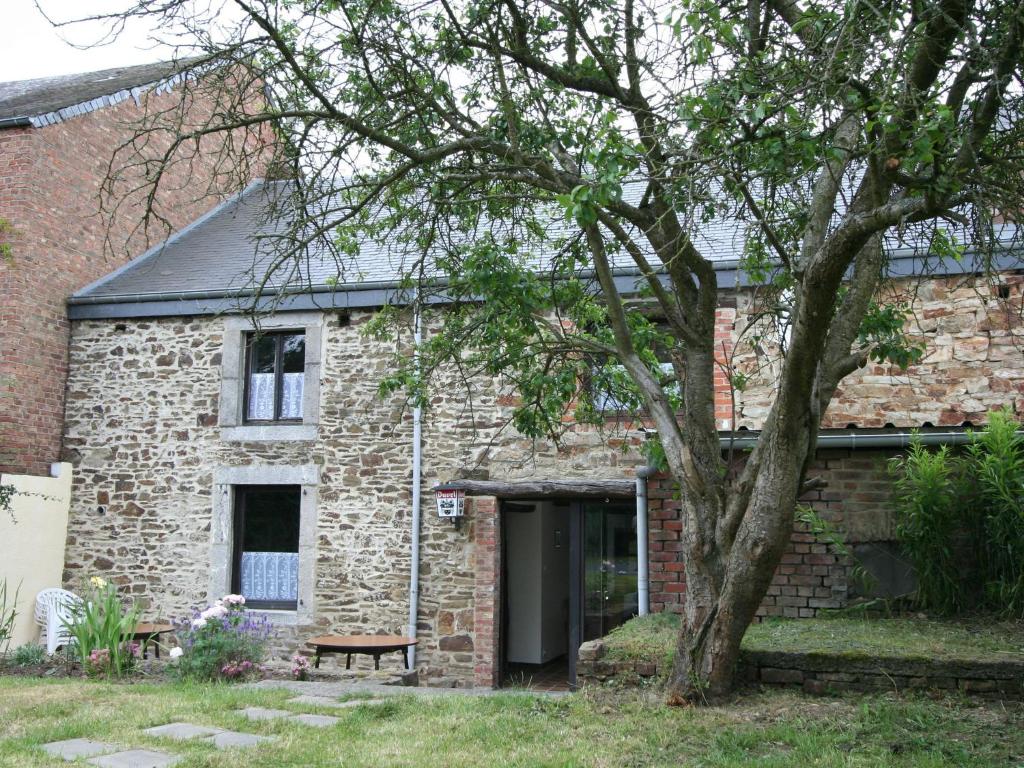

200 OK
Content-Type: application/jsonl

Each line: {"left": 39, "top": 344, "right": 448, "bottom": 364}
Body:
{"left": 250, "top": 609, "right": 301, "bottom": 626}
{"left": 220, "top": 424, "right": 318, "bottom": 442}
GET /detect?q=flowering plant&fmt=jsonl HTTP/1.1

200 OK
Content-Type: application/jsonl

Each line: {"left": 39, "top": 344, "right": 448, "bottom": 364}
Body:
{"left": 65, "top": 576, "right": 143, "bottom": 679}
{"left": 291, "top": 653, "right": 312, "bottom": 681}
{"left": 171, "top": 594, "right": 271, "bottom": 682}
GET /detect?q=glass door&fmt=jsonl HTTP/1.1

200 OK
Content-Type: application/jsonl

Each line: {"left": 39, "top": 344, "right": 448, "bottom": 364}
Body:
{"left": 582, "top": 502, "right": 639, "bottom": 642}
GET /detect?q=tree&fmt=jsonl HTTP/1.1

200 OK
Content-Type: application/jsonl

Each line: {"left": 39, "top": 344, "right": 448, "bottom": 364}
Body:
{"left": 63, "top": 0, "right": 1022, "bottom": 702}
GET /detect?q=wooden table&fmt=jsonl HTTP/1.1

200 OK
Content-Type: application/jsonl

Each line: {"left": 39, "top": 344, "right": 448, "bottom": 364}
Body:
{"left": 306, "top": 635, "right": 418, "bottom": 670}
{"left": 128, "top": 623, "right": 174, "bottom": 659}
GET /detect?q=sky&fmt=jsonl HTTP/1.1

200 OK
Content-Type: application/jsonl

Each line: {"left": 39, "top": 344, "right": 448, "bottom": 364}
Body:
{"left": 2, "top": 0, "right": 179, "bottom": 82}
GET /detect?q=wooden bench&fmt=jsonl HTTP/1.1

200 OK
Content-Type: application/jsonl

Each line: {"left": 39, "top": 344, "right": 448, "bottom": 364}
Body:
{"left": 306, "top": 635, "right": 418, "bottom": 670}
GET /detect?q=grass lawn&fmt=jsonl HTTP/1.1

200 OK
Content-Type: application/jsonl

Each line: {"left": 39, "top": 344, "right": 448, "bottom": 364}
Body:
{"left": 603, "top": 613, "right": 1024, "bottom": 666}
{"left": 1, "top": 677, "right": 1023, "bottom": 767}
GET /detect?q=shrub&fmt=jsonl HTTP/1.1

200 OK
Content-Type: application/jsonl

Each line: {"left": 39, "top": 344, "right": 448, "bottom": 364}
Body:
{"left": 65, "top": 576, "right": 143, "bottom": 678}
{"left": 170, "top": 595, "right": 272, "bottom": 682}
{"left": 890, "top": 443, "right": 964, "bottom": 614}
{"left": 964, "top": 410, "right": 1024, "bottom": 617}
{"left": 10, "top": 643, "right": 47, "bottom": 667}
{"left": 891, "top": 409, "right": 1024, "bottom": 618}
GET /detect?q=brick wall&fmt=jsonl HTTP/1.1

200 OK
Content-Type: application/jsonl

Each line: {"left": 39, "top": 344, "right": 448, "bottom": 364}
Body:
{"left": 647, "top": 448, "right": 896, "bottom": 619}
{"left": 0, "top": 75, "right": 272, "bottom": 476}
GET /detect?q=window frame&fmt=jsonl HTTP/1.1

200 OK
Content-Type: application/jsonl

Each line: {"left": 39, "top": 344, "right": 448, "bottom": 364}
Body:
{"left": 218, "top": 312, "right": 323, "bottom": 442}
{"left": 242, "top": 330, "right": 306, "bottom": 424}
{"left": 210, "top": 464, "right": 320, "bottom": 625}
{"left": 230, "top": 484, "right": 301, "bottom": 611}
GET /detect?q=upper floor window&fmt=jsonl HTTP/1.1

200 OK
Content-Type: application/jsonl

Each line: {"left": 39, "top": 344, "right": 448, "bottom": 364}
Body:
{"left": 245, "top": 331, "right": 305, "bottom": 422}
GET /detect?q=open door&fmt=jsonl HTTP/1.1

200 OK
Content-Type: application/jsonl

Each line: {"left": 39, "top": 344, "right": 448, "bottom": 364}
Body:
{"left": 569, "top": 501, "right": 639, "bottom": 688}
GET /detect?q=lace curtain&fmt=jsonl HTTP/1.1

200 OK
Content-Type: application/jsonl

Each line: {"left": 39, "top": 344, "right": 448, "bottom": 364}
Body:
{"left": 240, "top": 552, "right": 299, "bottom": 602}
{"left": 248, "top": 372, "right": 304, "bottom": 420}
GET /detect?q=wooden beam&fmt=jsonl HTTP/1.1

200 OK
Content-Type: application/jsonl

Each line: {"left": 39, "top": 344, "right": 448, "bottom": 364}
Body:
{"left": 432, "top": 478, "right": 636, "bottom": 499}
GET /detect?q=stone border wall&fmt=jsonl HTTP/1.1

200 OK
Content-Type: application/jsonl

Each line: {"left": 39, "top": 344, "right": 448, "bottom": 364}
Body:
{"left": 577, "top": 640, "right": 1024, "bottom": 700}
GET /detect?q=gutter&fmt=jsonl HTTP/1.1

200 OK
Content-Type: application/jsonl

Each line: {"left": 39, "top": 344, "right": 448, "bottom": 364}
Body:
{"left": 406, "top": 307, "right": 424, "bottom": 670}
{"left": 717, "top": 427, "right": 1006, "bottom": 451}
{"left": 0, "top": 116, "right": 33, "bottom": 128}
{"left": 634, "top": 465, "right": 656, "bottom": 616}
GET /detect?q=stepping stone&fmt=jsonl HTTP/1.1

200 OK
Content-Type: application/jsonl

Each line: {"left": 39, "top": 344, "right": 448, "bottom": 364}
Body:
{"left": 87, "top": 749, "right": 181, "bottom": 768}
{"left": 143, "top": 722, "right": 224, "bottom": 741}
{"left": 238, "top": 706, "right": 292, "bottom": 721}
{"left": 289, "top": 713, "right": 340, "bottom": 728}
{"left": 287, "top": 694, "right": 351, "bottom": 708}
{"left": 204, "top": 730, "right": 275, "bottom": 749}
{"left": 41, "top": 739, "right": 116, "bottom": 760}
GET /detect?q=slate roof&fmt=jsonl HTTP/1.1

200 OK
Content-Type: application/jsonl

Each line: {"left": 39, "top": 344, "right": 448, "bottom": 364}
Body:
{"left": 72, "top": 179, "right": 754, "bottom": 302}
{"left": 67, "top": 178, "right": 1020, "bottom": 319}
{"left": 0, "top": 59, "right": 198, "bottom": 127}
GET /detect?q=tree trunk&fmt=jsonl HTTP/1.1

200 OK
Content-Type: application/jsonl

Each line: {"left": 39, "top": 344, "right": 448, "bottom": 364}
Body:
{"left": 665, "top": 429, "right": 809, "bottom": 704}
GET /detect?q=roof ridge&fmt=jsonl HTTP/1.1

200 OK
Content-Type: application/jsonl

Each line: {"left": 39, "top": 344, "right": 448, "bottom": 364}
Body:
{"left": 0, "top": 57, "right": 205, "bottom": 127}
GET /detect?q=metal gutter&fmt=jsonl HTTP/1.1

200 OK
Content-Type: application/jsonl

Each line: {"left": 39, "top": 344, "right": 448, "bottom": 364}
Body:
{"left": 717, "top": 427, "right": 1008, "bottom": 451}
{"left": 634, "top": 465, "right": 656, "bottom": 616}
{"left": 406, "top": 307, "right": 424, "bottom": 670}
{"left": 0, "top": 116, "right": 33, "bottom": 128}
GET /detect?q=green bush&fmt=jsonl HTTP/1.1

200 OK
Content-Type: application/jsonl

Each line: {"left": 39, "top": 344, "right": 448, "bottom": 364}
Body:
{"left": 65, "top": 576, "right": 143, "bottom": 678}
{"left": 10, "top": 643, "right": 46, "bottom": 667}
{"left": 891, "top": 410, "right": 1024, "bottom": 618}
{"left": 170, "top": 595, "right": 272, "bottom": 682}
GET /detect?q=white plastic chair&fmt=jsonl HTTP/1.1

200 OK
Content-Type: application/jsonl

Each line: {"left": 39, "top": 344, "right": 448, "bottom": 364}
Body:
{"left": 34, "top": 588, "right": 83, "bottom": 655}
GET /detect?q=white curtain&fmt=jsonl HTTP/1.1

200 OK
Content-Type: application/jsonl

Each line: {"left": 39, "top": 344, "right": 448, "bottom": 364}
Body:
{"left": 240, "top": 552, "right": 299, "bottom": 602}
{"left": 248, "top": 373, "right": 276, "bottom": 420}
{"left": 281, "top": 372, "right": 304, "bottom": 419}
{"left": 247, "top": 372, "right": 304, "bottom": 420}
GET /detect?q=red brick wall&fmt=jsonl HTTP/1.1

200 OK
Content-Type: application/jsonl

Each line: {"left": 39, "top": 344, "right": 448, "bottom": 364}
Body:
{"left": 0, "top": 80, "right": 272, "bottom": 476}
{"left": 646, "top": 448, "right": 895, "bottom": 617}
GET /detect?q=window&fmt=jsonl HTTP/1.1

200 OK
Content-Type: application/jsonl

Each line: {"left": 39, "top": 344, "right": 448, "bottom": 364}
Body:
{"left": 593, "top": 362, "right": 678, "bottom": 412}
{"left": 231, "top": 485, "right": 301, "bottom": 610}
{"left": 219, "top": 313, "right": 322, "bottom": 440}
{"left": 244, "top": 331, "right": 305, "bottom": 422}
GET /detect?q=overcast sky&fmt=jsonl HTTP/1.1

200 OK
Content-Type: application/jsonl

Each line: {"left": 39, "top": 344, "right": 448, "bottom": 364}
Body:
{"left": 2, "top": 0, "right": 180, "bottom": 82}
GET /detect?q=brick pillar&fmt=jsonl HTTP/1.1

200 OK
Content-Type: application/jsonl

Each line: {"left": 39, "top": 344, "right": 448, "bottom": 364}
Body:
{"left": 713, "top": 306, "right": 737, "bottom": 430}
{"left": 472, "top": 495, "right": 500, "bottom": 688}
{"left": 646, "top": 474, "right": 686, "bottom": 613}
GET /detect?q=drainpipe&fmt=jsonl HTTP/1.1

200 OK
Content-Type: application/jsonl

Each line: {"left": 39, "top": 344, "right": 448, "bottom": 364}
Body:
{"left": 406, "top": 309, "right": 423, "bottom": 668}
{"left": 635, "top": 465, "right": 656, "bottom": 616}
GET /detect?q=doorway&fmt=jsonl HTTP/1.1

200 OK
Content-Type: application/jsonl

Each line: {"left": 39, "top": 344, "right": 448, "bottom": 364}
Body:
{"left": 500, "top": 499, "right": 639, "bottom": 690}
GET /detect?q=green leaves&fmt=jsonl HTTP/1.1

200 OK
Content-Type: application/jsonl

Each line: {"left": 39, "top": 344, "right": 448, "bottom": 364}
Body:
{"left": 892, "top": 411, "right": 1024, "bottom": 618}
{"left": 857, "top": 301, "right": 925, "bottom": 370}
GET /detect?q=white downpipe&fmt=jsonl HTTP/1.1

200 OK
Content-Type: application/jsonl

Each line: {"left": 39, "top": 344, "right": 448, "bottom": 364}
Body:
{"left": 635, "top": 466, "right": 654, "bottom": 616}
{"left": 407, "top": 309, "right": 423, "bottom": 668}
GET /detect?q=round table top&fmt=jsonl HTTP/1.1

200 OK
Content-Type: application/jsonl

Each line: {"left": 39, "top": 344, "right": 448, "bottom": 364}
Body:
{"left": 131, "top": 623, "right": 175, "bottom": 634}
{"left": 307, "top": 634, "right": 418, "bottom": 650}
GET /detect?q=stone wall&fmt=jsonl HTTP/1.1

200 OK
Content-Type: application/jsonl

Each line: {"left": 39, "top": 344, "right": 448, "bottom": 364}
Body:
{"left": 739, "top": 651, "right": 1024, "bottom": 699}
{"left": 62, "top": 312, "right": 643, "bottom": 687}
{"left": 730, "top": 273, "right": 1024, "bottom": 430}
{"left": 576, "top": 640, "right": 1024, "bottom": 700}
{"left": 0, "top": 72, "right": 272, "bottom": 476}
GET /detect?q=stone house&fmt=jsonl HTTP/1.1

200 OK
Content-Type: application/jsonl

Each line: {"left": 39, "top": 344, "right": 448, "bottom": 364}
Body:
{"left": 0, "top": 60, "right": 269, "bottom": 477}
{"left": 61, "top": 180, "right": 1023, "bottom": 688}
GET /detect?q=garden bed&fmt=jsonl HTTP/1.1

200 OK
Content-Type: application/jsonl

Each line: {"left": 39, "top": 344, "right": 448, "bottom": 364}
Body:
{"left": 578, "top": 613, "right": 1024, "bottom": 698}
